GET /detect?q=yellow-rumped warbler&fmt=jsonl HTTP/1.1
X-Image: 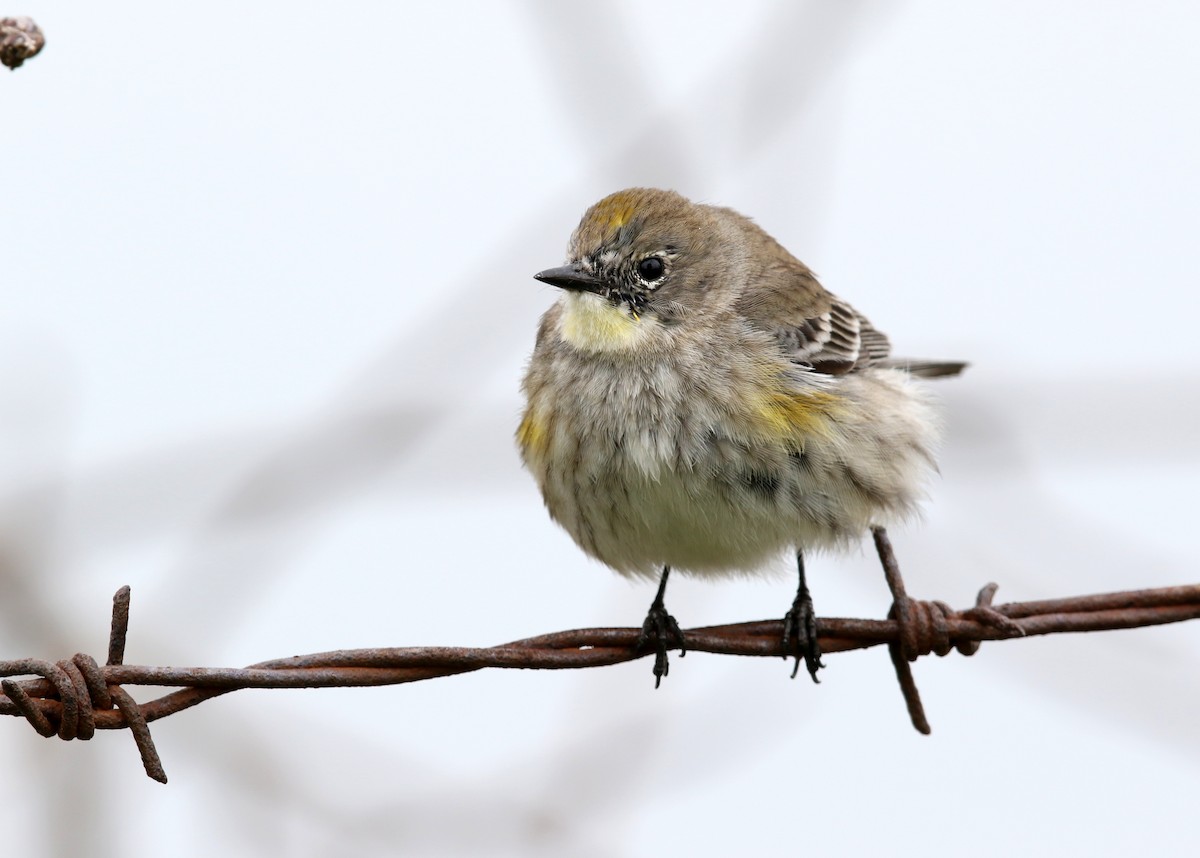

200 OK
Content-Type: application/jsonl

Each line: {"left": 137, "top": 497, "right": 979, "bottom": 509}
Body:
{"left": 518, "top": 188, "right": 964, "bottom": 684}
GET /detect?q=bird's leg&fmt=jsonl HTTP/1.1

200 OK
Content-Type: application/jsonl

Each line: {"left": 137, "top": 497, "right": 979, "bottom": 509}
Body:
{"left": 635, "top": 566, "right": 686, "bottom": 688}
{"left": 782, "top": 550, "right": 824, "bottom": 682}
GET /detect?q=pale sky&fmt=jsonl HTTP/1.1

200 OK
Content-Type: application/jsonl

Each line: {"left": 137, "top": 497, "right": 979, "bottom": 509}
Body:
{"left": 2, "top": 3, "right": 1199, "bottom": 856}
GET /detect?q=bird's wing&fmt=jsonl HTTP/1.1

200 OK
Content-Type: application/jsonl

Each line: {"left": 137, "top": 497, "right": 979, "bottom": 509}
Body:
{"left": 736, "top": 259, "right": 890, "bottom": 375}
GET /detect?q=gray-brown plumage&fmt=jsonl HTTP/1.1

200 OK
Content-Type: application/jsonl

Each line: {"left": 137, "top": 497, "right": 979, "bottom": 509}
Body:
{"left": 518, "top": 187, "right": 964, "bottom": 682}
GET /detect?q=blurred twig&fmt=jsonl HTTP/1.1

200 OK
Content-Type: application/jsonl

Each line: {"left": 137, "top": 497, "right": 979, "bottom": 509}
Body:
{"left": 1, "top": 17, "right": 44, "bottom": 69}
{"left": 2, "top": 573, "right": 1199, "bottom": 783}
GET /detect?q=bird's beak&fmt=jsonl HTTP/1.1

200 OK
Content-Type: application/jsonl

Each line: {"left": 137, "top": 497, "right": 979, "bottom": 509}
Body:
{"left": 533, "top": 263, "right": 605, "bottom": 295}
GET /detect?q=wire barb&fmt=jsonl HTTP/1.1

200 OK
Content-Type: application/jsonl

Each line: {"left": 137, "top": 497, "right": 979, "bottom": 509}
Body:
{"left": 871, "top": 526, "right": 1027, "bottom": 733}
{"left": 108, "top": 585, "right": 131, "bottom": 666}
{"left": 0, "top": 587, "right": 167, "bottom": 783}
{"left": 2, "top": 580, "right": 1199, "bottom": 781}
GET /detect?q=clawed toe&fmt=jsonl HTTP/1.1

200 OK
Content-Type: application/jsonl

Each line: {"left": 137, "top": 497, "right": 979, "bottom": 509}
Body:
{"left": 782, "top": 589, "right": 824, "bottom": 682}
{"left": 783, "top": 550, "right": 824, "bottom": 682}
{"left": 636, "top": 566, "right": 686, "bottom": 688}
{"left": 636, "top": 603, "right": 686, "bottom": 688}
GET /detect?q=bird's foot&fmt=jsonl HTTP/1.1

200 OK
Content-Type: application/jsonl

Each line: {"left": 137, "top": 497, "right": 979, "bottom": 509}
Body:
{"left": 782, "top": 588, "right": 824, "bottom": 682}
{"left": 636, "top": 600, "right": 685, "bottom": 689}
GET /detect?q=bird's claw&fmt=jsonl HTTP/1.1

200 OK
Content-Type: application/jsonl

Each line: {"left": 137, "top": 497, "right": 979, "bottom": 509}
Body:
{"left": 636, "top": 603, "right": 685, "bottom": 688}
{"left": 782, "top": 590, "right": 824, "bottom": 682}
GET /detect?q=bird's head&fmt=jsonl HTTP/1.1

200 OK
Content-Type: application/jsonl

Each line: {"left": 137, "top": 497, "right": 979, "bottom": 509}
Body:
{"left": 535, "top": 188, "right": 732, "bottom": 353}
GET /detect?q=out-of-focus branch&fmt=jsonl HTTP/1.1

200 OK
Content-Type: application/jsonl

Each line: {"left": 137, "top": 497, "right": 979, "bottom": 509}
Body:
{"left": 1, "top": 17, "right": 44, "bottom": 69}
{"left": 2, "top": 576, "right": 1199, "bottom": 783}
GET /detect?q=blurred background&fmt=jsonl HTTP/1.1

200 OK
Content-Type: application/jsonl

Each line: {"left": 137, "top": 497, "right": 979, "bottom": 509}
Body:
{"left": 2, "top": 2, "right": 1198, "bottom": 855}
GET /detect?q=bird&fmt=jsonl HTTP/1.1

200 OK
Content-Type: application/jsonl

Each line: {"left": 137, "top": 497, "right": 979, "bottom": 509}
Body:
{"left": 517, "top": 188, "right": 964, "bottom": 685}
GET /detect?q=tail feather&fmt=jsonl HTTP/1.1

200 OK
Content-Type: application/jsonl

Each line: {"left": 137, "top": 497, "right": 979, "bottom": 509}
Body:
{"left": 877, "top": 359, "right": 968, "bottom": 379}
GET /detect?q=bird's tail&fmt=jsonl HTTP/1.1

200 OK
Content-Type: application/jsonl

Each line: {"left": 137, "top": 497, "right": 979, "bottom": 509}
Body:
{"left": 877, "top": 359, "right": 968, "bottom": 379}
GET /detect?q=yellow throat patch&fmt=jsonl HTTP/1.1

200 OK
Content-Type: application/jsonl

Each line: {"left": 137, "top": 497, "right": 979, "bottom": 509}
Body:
{"left": 559, "top": 292, "right": 650, "bottom": 353}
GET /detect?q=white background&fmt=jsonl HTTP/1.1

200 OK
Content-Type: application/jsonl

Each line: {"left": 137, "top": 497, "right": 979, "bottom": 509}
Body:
{"left": 2, "top": 2, "right": 1198, "bottom": 855}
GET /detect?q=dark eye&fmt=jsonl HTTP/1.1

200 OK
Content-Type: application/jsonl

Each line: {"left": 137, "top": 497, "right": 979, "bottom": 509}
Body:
{"left": 637, "top": 257, "right": 665, "bottom": 282}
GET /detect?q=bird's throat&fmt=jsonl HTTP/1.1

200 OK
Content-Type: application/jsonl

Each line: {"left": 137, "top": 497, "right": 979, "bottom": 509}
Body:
{"left": 559, "top": 292, "right": 651, "bottom": 353}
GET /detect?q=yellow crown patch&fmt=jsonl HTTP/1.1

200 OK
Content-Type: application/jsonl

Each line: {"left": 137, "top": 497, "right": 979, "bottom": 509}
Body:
{"left": 589, "top": 191, "right": 641, "bottom": 231}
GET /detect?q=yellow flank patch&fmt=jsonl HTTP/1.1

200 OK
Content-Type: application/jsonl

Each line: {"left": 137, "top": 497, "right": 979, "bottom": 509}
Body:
{"left": 560, "top": 293, "right": 648, "bottom": 353}
{"left": 751, "top": 387, "right": 842, "bottom": 447}
{"left": 517, "top": 408, "right": 549, "bottom": 457}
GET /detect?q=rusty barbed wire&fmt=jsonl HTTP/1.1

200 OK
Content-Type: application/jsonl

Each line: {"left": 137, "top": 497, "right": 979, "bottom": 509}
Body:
{"left": 1, "top": 16, "right": 44, "bottom": 69}
{"left": 2, "top": 565, "right": 1200, "bottom": 783}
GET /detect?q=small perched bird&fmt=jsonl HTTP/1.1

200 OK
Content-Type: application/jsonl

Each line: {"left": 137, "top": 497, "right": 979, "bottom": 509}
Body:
{"left": 518, "top": 188, "right": 964, "bottom": 684}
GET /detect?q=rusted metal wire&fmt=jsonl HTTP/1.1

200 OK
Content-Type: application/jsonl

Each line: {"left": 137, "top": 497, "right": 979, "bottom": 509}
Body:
{"left": 2, "top": 575, "right": 1199, "bottom": 783}
{"left": 0, "top": 586, "right": 168, "bottom": 782}
{"left": 0, "top": 16, "right": 44, "bottom": 69}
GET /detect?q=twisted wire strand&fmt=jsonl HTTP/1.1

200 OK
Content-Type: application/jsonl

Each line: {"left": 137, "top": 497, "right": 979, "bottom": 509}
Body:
{"left": 2, "top": 580, "right": 1199, "bottom": 782}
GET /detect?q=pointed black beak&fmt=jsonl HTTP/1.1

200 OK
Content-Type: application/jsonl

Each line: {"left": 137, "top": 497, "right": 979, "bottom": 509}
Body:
{"left": 534, "top": 263, "right": 605, "bottom": 294}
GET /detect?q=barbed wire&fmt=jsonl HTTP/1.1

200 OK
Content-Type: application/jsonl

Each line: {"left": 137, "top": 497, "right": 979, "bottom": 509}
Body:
{"left": 3, "top": 530, "right": 1198, "bottom": 784}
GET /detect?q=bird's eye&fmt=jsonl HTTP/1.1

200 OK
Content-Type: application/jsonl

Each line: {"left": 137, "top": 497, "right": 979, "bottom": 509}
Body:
{"left": 637, "top": 257, "right": 665, "bottom": 282}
